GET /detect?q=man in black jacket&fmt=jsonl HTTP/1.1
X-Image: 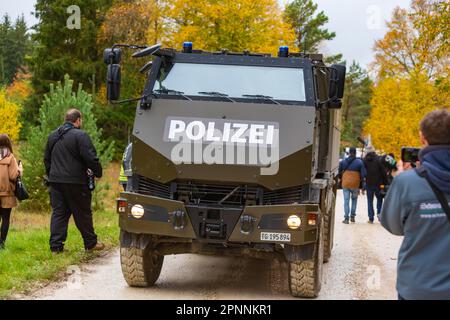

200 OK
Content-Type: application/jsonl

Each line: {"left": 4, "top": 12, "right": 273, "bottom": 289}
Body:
{"left": 44, "top": 109, "right": 104, "bottom": 253}
{"left": 363, "top": 146, "right": 387, "bottom": 223}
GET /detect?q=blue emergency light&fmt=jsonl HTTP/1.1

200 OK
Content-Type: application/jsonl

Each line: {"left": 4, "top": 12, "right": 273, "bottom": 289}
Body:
{"left": 183, "top": 42, "right": 193, "bottom": 53}
{"left": 278, "top": 46, "right": 289, "bottom": 57}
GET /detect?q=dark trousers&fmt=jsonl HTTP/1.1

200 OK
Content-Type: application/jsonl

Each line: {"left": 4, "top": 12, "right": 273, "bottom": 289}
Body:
{"left": 366, "top": 185, "right": 383, "bottom": 221}
{"left": 0, "top": 208, "right": 12, "bottom": 244}
{"left": 49, "top": 183, "right": 97, "bottom": 251}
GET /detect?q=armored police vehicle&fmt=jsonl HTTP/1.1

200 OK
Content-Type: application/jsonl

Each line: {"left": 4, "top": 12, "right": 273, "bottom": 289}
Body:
{"left": 104, "top": 42, "right": 346, "bottom": 298}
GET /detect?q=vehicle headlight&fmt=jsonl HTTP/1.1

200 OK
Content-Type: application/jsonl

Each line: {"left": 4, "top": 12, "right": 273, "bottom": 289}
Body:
{"left": 131, "top": 205, "right": 145, "bottom": 219}
{"left": 287, "top": 215, "right": 301, "bottom": 229}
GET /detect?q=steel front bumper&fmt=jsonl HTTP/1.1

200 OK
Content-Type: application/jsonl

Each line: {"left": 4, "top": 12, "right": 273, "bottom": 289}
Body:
{"left": 117, "top": 192, "right": 320, "bottom": 246}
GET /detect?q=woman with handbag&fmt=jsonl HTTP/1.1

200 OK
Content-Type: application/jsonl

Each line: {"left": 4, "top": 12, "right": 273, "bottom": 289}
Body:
{"left": 0, "top": 134, "right": 23, "bottom": 249}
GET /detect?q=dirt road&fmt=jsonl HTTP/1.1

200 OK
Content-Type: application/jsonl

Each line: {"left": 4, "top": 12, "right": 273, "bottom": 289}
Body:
{"left": 29, "top": 192, "right": 403, "bottom": 300}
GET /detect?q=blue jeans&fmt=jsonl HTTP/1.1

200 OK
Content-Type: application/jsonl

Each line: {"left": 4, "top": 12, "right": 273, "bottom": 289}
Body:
{"left": 343, "top": 189, "right": 359, "bottom": 220}
{"left": 366, "top": 186, "right": 383, "bottom": 221}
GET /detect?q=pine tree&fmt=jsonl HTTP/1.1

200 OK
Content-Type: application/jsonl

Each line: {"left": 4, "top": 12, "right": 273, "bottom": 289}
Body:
{"left": 283, "top": 0, "right": 336, "bottom": 54}
{"left": 341, "top": 62, "right": 373, "bottom": 147}
{"left": 26, "top": 0, "right": 113, "bottom": 125}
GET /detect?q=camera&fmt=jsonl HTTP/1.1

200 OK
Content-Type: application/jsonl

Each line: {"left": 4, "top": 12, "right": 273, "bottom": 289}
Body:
{"left": 401, "top": 147, "right": 420, "bottom": 164}
{"left": 87, "top": 169, "right": 95, "bottom": 191}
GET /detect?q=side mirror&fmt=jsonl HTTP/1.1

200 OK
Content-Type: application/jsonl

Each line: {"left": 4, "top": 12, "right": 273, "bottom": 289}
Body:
{"left": 106, "top": 64, "right": 121, "bottom": 101}
{"left": 103, "top": 48, "right": 121, "bottom": 64}
{"left": 104, "top": 48, "right": 122, "bottom": 101}
{"left": 328, "top": 64, "right": 346, "bottom": 100}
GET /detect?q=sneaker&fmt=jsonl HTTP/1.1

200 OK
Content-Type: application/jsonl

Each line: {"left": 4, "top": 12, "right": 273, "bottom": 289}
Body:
{"left": 342, "top": 219, "right": 349, "bottom": 224}
{"left": 377, "top": 214, "right": 381, "bottom": 222}
{"left": 0, "top": 242, "right": 5, "bottom": 250}
{"left": 368, "top": 220, "right": 374, "bottom": 224}
{"left": 350, "top": 217, "right": 355, "bottom": 223}
{"left": 86, "top": 242, "right": 105, "bottom": 252}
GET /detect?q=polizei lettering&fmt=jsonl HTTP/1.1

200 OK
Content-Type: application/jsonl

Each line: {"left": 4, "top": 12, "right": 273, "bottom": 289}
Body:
{"left": 165, "top": 116, "right": 278, "bottom": 146}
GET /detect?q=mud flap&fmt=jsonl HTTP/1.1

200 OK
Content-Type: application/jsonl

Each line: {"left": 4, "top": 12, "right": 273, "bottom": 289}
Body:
{"left": 120, "top": 230, "right": 152, "bottom": 250}
{"left": 284, "top": 243, "right": 315, "bottom": 262}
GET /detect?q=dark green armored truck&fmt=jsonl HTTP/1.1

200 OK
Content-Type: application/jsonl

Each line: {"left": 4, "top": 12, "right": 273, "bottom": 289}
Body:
{"left": 104, "top": 42, "right": 346, "bottom": 298}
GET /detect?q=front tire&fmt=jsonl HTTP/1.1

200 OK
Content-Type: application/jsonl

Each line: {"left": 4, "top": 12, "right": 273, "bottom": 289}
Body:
{"left": 323, "top": 188, "right": 336, "bottom": 263}
{"left": 120, "top": 242, "right": 164, "bottom": 287}
{"left": 289, "top": 217, "right": 324, "bottom": 298}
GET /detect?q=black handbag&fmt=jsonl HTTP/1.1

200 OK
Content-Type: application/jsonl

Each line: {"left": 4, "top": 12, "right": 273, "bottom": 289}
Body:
{"left": 15, "top": 175, "right": 29, "bottom": 201}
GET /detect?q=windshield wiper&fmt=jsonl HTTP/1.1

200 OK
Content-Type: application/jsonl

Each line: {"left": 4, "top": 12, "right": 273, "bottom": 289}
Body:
{"left": 153, "top": 88, "right": 192, "bottom": 101}
{"left": 242, "top": 94, "right": 281, "bottom": 105}
{"left": 198, "top": 91, "right": 235, "bottom": 102}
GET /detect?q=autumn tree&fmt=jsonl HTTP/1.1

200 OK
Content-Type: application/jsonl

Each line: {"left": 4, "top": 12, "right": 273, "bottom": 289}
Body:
{"left": 0, "top": 88, "right": 21, "bottom": 142}
{"left": 97, "top": 0, "right": 171, "bottom": 157}
{"left": 168, "top": 0, "right": 296, "bottom": 55}
{"left": 98, "top": 0, "right": 170, "bottom": 99}
{"left": 365, "top": 0, "right": 449, "bottom": 156}
{"left": 372, "top": 0, "right": 449, "bottom": 80}
{"left": 364, "top": 74, "right": 449, "bottom": 157}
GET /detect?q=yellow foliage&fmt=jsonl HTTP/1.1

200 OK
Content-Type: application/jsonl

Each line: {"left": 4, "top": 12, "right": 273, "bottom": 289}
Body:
{"left": 167, "top": 0, "right": 296, "bottom": 55}
{"left": 364, "top": 73, "right": 450, "bottom": 158}
{"left": 6, "top": 79, "right": 32, "bottom": 102}
{"left": 372, "top": 0, "right": 449, "bottom": 80}
{"left": 0, "top": 88, "right": 22, "bottom": 142}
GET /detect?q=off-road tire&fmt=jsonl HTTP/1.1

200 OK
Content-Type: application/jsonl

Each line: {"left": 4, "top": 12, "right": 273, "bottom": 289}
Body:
{"left": 120, "top": 245, "right": 164, "bottom": 287}
{"left": 323, "top": 189, "right": 336, "bottom": 263}
{"left": 289, "top": 218, "right": 324, "bottom": 298}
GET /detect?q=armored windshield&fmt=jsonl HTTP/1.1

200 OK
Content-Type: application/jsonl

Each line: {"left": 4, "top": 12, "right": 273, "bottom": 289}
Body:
{"left": 154, "top": 63, "right": 306, "bottom": 102}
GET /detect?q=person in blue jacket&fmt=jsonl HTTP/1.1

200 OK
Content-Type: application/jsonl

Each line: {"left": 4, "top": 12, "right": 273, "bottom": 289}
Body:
{"left": 339, "top": 147, "right": 366, "bottom": 224}
{"left": 381, "top": 109, "right": 450, "bottom": 300}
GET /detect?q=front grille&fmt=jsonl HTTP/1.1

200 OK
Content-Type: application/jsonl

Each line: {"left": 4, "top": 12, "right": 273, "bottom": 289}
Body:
{"left": 136, "top": 175, "right": 307, "bottom": 206}
{"left": 176, "top": 182, "right": 259, "bottom": 207}
{"left": 137, "top": 176, "right": 170, "bottom": 199}
{"left": 262, "top": 185, "right": 306, "bottom": 205}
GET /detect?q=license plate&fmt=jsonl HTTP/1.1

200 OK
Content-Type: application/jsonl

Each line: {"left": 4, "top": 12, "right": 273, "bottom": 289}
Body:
{"left": 260, "top": 232, "right": 291, "bottom": 242}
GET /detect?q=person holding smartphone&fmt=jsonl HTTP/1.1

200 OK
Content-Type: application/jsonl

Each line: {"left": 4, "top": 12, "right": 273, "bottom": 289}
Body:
{"left": 380, "top": 109, "right": 450, "bottom": 300}
{"left": 0, "top": 134, "right": 23, "bottom": 249}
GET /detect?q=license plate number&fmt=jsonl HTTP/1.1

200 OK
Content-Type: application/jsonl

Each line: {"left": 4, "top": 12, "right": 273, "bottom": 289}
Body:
{"left": 260, "top": 232, "right": 291, "bottom": 242}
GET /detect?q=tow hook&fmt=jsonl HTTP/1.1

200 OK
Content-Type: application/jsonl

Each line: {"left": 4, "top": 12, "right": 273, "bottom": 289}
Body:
{"left": 170, "top": 210, "right": 187, "bottom": 230}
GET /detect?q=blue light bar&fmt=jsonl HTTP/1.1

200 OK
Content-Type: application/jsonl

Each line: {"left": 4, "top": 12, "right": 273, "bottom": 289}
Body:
{"left": 183, "top": 42, "right": 193, "bottom": 53}
{"left": 278, "top": 46, "right": 289, "bottom": 57}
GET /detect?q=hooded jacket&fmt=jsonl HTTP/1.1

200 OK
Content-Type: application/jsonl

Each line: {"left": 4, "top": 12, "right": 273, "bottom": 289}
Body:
{"left": 0, "top": 151, "right": 19, "bottom": 208}
{"left": 363, "top": 152, "right": 387, "bottom": 188}
{"left": 44, "top": 123, "right": 102, "bottom": 185}
{"left": 381, "top": 145, "right": 450, "bottom": 300}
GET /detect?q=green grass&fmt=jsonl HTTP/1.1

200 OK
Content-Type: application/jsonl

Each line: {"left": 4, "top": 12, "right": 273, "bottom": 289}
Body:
{"left": 0, "top": 210, "right": 119, "bottom": 299}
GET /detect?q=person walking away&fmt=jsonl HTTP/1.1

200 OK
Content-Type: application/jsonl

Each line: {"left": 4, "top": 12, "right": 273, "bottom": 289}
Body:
{"left": 119, "top": 142, "right": 132, "bottom": 191}
{"left": 339, "top": 147, "right": 366, "bottom": 224}
{"left": 381, "top": 109, "right": 450, "bottom": 300}
{"left": 0, "top": 134, "right": 23, "bottom": 249}
{"left": 363, "top": 146, "right": 387, "bottom": 223}
{"left": 44, "top": 109, "right": 104, "bottom": 253}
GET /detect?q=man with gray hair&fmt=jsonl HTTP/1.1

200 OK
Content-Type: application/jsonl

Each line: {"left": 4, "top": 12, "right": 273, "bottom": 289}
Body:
{"left": 44, "top": 108, "right": 104, "bottom": 253}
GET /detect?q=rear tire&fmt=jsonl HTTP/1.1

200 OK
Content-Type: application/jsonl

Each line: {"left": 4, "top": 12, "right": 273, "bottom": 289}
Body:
{"left": 289, "top": 217, "right": 324, "bottom": 298}
{"left": 120, "top": 242, "right": 164, "bottom": 287}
